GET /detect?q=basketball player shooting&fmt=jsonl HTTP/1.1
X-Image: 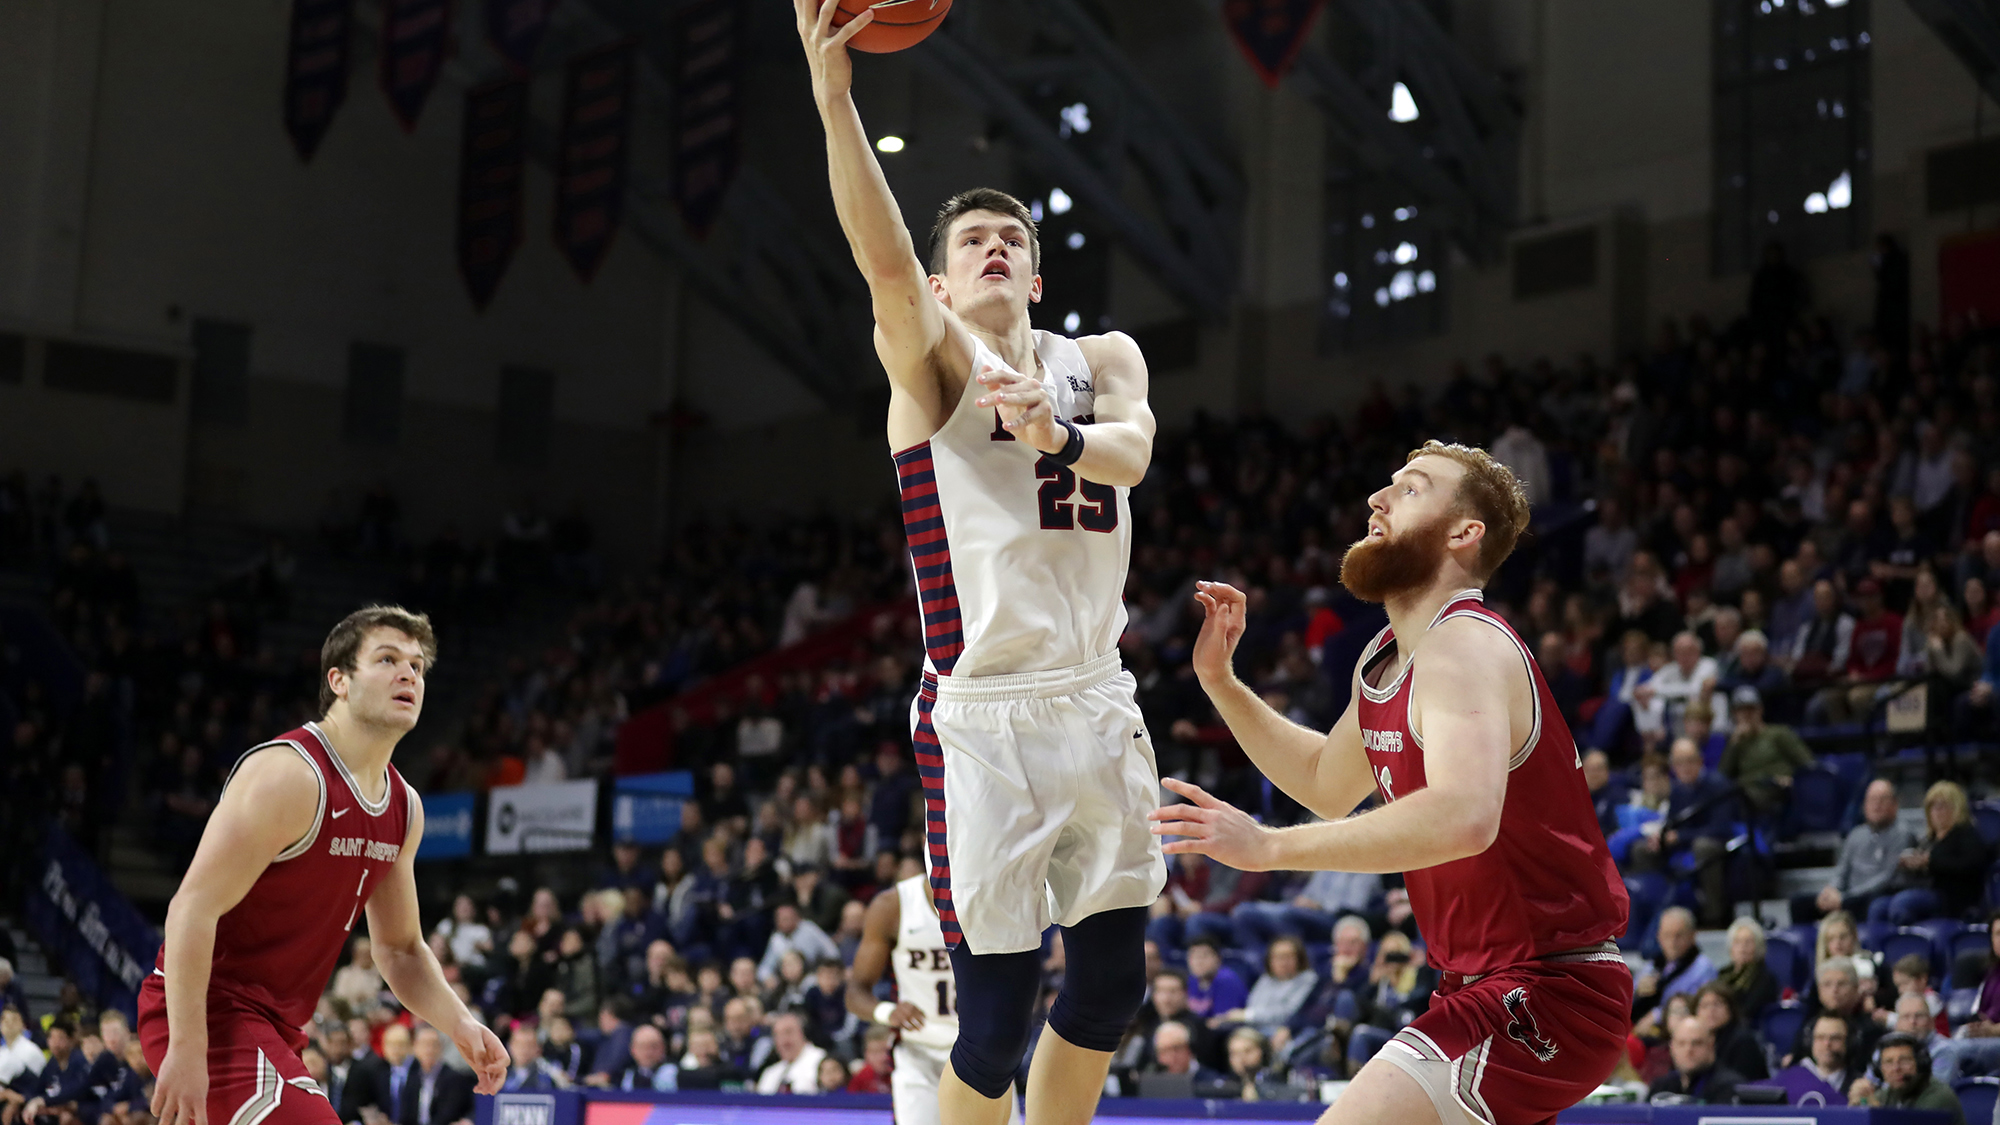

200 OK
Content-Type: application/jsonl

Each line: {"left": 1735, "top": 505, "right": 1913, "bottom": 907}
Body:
{"left": 1150, "top": 443, "right": 1632, "bottom": 1125}
{"left": 797, "top": 4, "right": 1167, "bottom": 1125}
{"left": 143, "top": 607, "right": 508, "bottom": 1125}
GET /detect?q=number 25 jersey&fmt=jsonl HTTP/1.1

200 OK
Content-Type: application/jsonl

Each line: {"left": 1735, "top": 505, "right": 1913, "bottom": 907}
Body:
{"left": 151, "top": 722, "right": 413, "bottom": 1041}
{"left": 893, "top": 330, "right": 1131, "bottom": 679}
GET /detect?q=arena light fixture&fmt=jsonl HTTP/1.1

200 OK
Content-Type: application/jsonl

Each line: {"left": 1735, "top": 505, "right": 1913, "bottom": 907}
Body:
{"left": 1066, "top": 231, "right": 1086, "bottom": 250}
{"left": 1393, "top": 241, "right": 1418, "bottom": 264}
{"left": 1063, "top": 310, "right": 1082, "bottom": 333}
{"left": 1390, "top": 82, "right": 1420, "bottom": 123}
{"left": 1049, "top": 188, "right": 1073, "bottom": 215}
{"left": 875, "top": 135, "right": 905, "bottom": 154}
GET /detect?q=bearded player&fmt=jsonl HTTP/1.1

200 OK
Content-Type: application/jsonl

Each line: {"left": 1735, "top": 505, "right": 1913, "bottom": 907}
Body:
{"left": 1151, "top": 442, "right": 1631, "bottom": 1125}
{"left": 796, "top": 4, "right": 1166, "bottom": 1125}
{"left": 144, "top": 607, "right": 508, "bottom": 1125}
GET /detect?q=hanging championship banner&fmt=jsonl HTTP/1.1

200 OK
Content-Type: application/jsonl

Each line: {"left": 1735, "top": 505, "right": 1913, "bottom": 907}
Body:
{"left": 484, "top": 0, "right": 555, "bottom": 74}
{"left": 555, "top": 40, "right": 635, "bottom": 282}
{"left": 380, "top": 0, "right": 453, "bottom": 131}
{"left": 283, "top": 0, "right": 354, "bottom": 161}
{"left": 1222, "top": 0, "right": 1326, "bottom": 88}
{"left": 672, "top": 0, "right": 742, "bottom": 239}
{"left": 457, "top": 76, "right": 528, "bottom": 310}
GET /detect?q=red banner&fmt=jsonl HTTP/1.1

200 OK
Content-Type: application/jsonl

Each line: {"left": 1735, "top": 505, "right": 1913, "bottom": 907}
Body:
{"left": 673, "top": 0, "right": 742, "bottom": 238}
{"left": 555, "top": 41, "right": 635, "bottom": 283}
{"left": 380, "top": 0, "right": 452, "bottom": 131}
{"left": 457, "top": 77, "right": 528, "bottom": 310}
{"left": 1940, "top": 229, "right": 2000, "bottom": 328}
{"left": 484, "top": 0, "right": 554, "bottom": 74}
{"left": 1222, "top": 0, "right": 1326, "bottom": 88}
{"left": 283, "top": 0, "right": 354, "bottom": 160}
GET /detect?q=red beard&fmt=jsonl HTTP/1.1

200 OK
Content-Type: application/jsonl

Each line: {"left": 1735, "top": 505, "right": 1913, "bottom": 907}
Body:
{"left": 1339, "top": 513, "right": 1453, "bottom": 603}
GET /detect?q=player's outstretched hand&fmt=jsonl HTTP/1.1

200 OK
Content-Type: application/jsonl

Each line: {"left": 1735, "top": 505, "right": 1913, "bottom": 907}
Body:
{"left": 1190, "top": 580, "right": 1247, "bottom": 687}
{"left": 794, "top": 0, "right": 872, "bottom": 104}
{"left": 151, "top": 1046, "right": 208, "bottom": 1125}
{"left": 974, "top": 363, "right": 1061, "bottom": 452}
{"left": 1149, "top": 777, "right": 1276, "bottom": 871}
{"left": 455, "top": 1017, "right": 510, "bottom": 1095}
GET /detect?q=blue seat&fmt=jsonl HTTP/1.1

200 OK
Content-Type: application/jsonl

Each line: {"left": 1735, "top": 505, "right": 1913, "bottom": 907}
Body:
{"left": 1882, "top": 928, "right": 1942, "bottom": 978}
{"left": 1763, "top": 933, "right": 1807, "bottom": 994}
{"left": 1975, "top": 803, "right": 2000, "bottom": 848}
{"left": 1786, "top": 768, "right": 1844, "bottom": 834}
{"left": 1909, "top": 919, "right": 1966, "bottom": 974}
{"left": 1223, "top": 952, "right": 1260, "bottom": 990}
{"left": 1949, "top": 987, "right": 1983, "bottom": 1025}
{"left": 1858, "top": 920, "right": 1897, "bottom": 953}
{"left": 1988, "top": 864, "right": 2000, "bottom": 911}
{"left": 1955, "top": 1077, "right": 2000, "bottom": 1125}
{"left": 1758, "top": 1001, "right": 1806, "bottom": 1059}
{"left": 1348, "top": 1024, "right": 1392, "bottom": 1066}
{"left": 1952, "top": 925, "right": 1993, "bottom": 969}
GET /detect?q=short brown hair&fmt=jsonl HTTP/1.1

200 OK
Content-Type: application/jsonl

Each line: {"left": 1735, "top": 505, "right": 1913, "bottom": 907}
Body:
{"left": 928, "top": 188, "right": 1040, "bottom": 276}
{"left": 319, "top": 605, "right": 437, "bottom": 715}
{"left": 1406, "top": 439, "right": 1531, "bottom": 579}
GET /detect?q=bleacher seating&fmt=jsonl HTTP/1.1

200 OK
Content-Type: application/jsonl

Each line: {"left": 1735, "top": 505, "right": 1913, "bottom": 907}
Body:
{"left": 1955, "top": 1077, "right": 2000, "bottom": 1125}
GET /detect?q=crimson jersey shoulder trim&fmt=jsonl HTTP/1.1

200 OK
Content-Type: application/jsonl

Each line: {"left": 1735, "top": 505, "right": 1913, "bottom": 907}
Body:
{"left": 308, "top": 721, "right": 393, "bottom": 816}
{"left": 219, "top": 739, "right": 328, "bottom": 863}
{"left": 1408, "top": 606, "right": 1545, "bottom": 771}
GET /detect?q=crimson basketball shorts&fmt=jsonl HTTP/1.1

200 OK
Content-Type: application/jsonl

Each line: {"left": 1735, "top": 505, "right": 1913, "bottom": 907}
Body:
{"left": 1378, "top": 944, "right": 1633, "bottom": 1125}
{"left": 138, "top": 974, "right": 337, "bottom": 1125}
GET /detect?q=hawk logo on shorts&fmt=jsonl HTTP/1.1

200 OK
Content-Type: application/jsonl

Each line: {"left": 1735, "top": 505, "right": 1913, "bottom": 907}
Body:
{"left": 1502, "top": 987, "right": 1559, "bottom": 1063}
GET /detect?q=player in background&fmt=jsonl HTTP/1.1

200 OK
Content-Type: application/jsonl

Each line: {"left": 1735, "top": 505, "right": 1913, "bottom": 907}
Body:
{"left": 1151, "top": 442, "right": 1631, "bottom": 1125}
{"left": 846, "top": 860, "right": 1021, "bottom": 1125}
{"left": 144, "top": 607, "right": 507, "bottom": 1125}
{"left": 797, "top": 3, "right": 1165, "bottom": 1124}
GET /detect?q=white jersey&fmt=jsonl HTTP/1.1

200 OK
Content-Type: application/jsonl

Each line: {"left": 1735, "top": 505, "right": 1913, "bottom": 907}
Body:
{"left": 894, "top": 330, "right": 1132, "bottom": 678}
{"left": 891, "top": 875, "right": 957, "bottom": 1050}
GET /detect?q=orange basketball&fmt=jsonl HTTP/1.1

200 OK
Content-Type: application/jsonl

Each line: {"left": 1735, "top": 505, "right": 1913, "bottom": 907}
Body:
{"left": 832, "top": 0, "right": 952, "bottom": 53}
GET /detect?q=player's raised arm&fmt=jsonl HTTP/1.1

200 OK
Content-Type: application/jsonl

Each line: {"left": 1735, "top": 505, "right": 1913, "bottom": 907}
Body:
{"left": 1181, "top": 580, "right": 1377, "bottom": 820}
{"left": 1153, "top": 615, "right": 1514, "bottom": 873}
{"left": 153, "top": 751, "right": 320, "bottom": 1125}
{"left": 362, "top": 793, "right": 508, "bottom": 1095}
{"left": 794, "top": 0, "right": 958, "bottom": 387}
{"left": 844, "top": 890, "right": 926, "bottom": 1033}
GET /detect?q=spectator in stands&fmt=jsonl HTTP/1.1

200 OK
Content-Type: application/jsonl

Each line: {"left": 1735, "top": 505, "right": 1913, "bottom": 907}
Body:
{"left": 1810, "top": 579, "right": 1902, "bottom": 723}
{"left": 104, "top": 1041, "right": 150, "bottom": 1125}
{"left": 434, "top": 896, "right": 493, "bottom": 975}
{"left": 1630, "top": 739, "right": 1735, "bottom": 926}
{"left": 1146, "top": 1022, "right": 1226, "bottom": 1094}
{"left": 21, "top": 1021, "right": 87, "bottom": 1125}
{"left": 757, "top": 904, "right": 838, "bottom": 985}
{"left": 0, "top": 1008, "right": 45, "bottom": 1123}
{"left": 1775, "top": 1013, "right": 1855, "bottom": 1102}
{"left": 1886, "top": 781, "right": 1992, "bottom": 924}
{"left": 1713, "top": 918, "right": 1780, "bottom": 1020}
{"left": 1890, "top": 991, "right": 1963, "bottom": 1085}
{"left": 1183, "top": 940, "right": 1249, "bottom": 1024}
{"left": 1218, "top": 938, "right": 1316, "bottom": 1040}
{"left": 716, "top": 999, "right": 763, "bottom": 1073}
{"left": 1115, "top": 969, "right": 1213, "bottom": 1082}
{"left": 607, "top": 1025, "right": 676, "bottom": 1092}
{"left": 784, "top": 866, "right": 849, "bottom": 937}
{"left": 1768, "top": 561, "right": 1814, "bottom": 660}
{"left": 1956, "top": 609, "right": 2000, "bottom": 735}
{"left": 844, "top": 1027, "right": 893, "bottom": 1094}
{"left": 1801, "top": 780, "right": 1918, "bottom": 922}
{"left": 1583, "top": 750, "right": 1625, "bottom": 838}
{"left": 1816, "top": 912, "right": 1892, "bottom": 1005}
{"left": 0, "top": 967, "right": 24, "bottom": 1029}
{"left": 832, "top": 900, "right": 867, "bottom": 967}
{"left": 1790, "top": 579, "right": 1854, "bottom": 686}
{"left": 1354, "top": 931, "right": 1435, "bottom": 1032}
{"left": 1633, "top": 908, "right": 1716, "bottom": 1032}
{"left": 1795, "top": 957, "right": 1886, "bottom": 1067}
{"left": 1586, "top": 497, "right": 1639, "bottom": 585}
{"left": 1717, "top": 631, "right": 1788, "bottom": 713}
{"left": 1647, "top": 1016, "right": 1742, "bottom": 1105}
{"left": 1719, "top": 686, "right": 1813, "bottom": 817}
{"left": 1221, "top": 1028, "right": 1278, "bottom": 1102}
{"left": 552, "top": 928, "right": 601, "bottom": 1022}
{"left": 501, "top": 1023, "right": 562, "bottom": 1092}
{"left": 674, "top": 1028, "right": 748, "bottom": 1091}
{"left": 402, "top": 1027, "right": 474, "bottom": 1125}
{"left": 866, "top": 745, "right": 917, "bottom": 847}
{"left": 1149, "top": 853, "right": 1268, "bottom": 950}
{"left": 1952, "top": 913, "right": 2000, "bottom": 1075}
{"left": 1694, "top": 983, "right": 1768, "bottom": 1081}
{"left": 1645, "top": 633, "right": 1720, "bottom": 737}
{"left": 540, "top": 1018, "right": 585, "bottom": 1083}
{"left": 1848, "top": 1032, "right": 1965, "bottom": 1125}
{"left": 753, "top": 1013, "right": 825, "bottom": 1095}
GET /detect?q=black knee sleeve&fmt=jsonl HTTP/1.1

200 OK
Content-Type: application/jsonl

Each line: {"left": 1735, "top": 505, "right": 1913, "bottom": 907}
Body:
{"left": 1046, "top": 906, "right": 1149, "bottom": 1052}
{"left": 947, "top": 945, "right": 1041, "bottom": 1099}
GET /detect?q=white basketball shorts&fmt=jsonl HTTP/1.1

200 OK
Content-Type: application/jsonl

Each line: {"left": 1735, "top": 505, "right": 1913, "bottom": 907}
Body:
{"left": 911, "top": 652, "right": 1168, "bottom": 956}
{"left": 892, "top": 1040, "right": 1022, "bottom": 1124}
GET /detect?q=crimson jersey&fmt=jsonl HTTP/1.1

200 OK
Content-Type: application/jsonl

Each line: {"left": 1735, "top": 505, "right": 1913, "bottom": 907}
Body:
{"left": 1355, "top": 590, "right": 1627, "bottom": 978}
{"left": 151, "top": 722, "right": 413, "bottom": 1043}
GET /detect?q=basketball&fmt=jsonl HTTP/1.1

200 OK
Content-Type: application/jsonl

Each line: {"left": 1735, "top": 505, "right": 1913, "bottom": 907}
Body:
{"left": 832, "top": 0, "right": 951, "bottom": 53}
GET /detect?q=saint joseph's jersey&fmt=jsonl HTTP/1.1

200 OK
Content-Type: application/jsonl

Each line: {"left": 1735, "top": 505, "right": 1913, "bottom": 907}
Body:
{"left": 1354, "top": 590, "right": 1627, "bottom": 978}
{"left": 891, "top": 875, "right": 958, "bottom": 1050}
{"left": 894, "top": 331, "right": 1131, "bottom": 678}
{"left": 152, "top": 722, "right": 414, "bottom": 1041}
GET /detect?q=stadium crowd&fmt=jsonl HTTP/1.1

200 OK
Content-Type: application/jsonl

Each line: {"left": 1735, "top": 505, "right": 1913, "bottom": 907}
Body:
{"left": 11, "top": 245, "right": 2000, "bottom": 1112}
